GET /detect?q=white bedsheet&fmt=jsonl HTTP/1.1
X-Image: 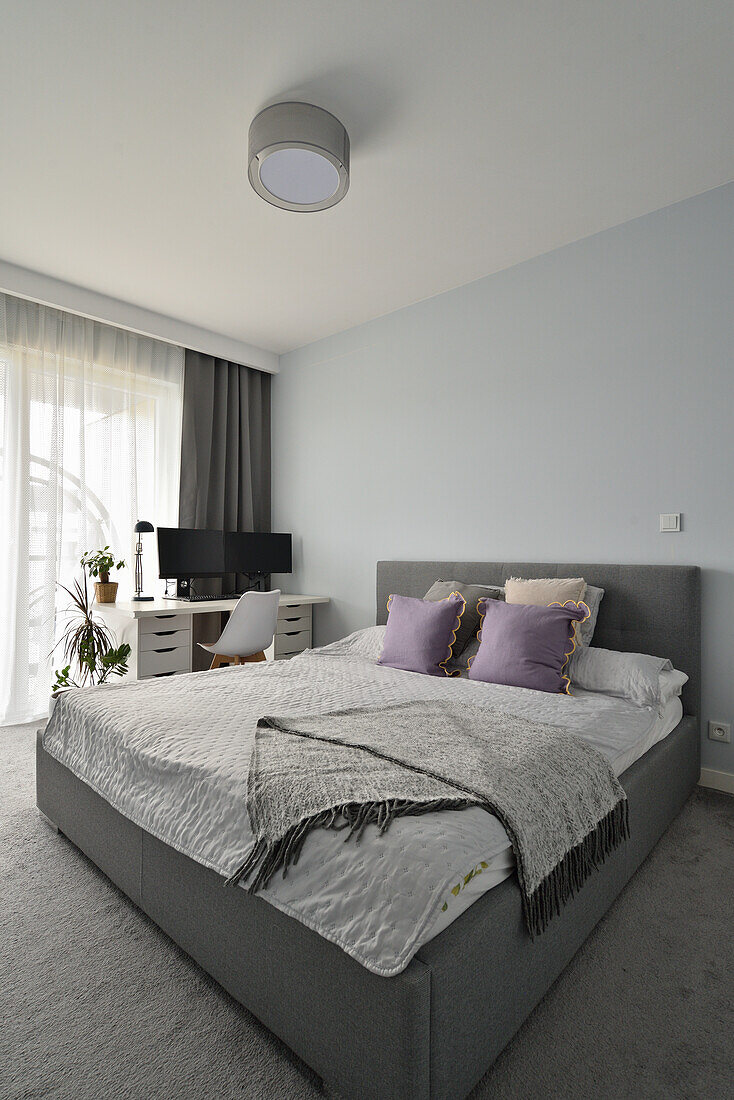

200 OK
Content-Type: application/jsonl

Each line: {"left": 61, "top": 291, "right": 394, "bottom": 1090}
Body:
{"left": 43, "top": 626, "right": 684, "bottom": 976}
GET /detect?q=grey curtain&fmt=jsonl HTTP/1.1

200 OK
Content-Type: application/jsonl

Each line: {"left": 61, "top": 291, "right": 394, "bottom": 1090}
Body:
{"left": 178, "top": 352, "right": 271, "bottom": 664}
{"left": 179, "top": 350, "right": 271, "bottom": 533}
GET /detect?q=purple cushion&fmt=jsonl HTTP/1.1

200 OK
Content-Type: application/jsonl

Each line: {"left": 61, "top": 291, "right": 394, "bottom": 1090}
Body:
{"left": 378, "top": 592, "right": 465, "bottom": 676}
{"left": 468, "top": 599, "right": 589, "bottom": 694}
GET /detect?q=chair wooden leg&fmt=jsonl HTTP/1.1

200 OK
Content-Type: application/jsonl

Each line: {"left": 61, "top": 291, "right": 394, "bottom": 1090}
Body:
{"left": 210, "top": 651, "right": 266, "bottom": 669}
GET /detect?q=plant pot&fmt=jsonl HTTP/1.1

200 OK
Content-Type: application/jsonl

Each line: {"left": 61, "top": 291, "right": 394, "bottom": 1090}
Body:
{"left": 95, "top": 581, "right": 118, "bottom": 604}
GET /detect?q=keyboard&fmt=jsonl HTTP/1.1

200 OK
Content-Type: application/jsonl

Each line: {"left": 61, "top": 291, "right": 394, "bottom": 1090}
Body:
{"left": 167, "top": 592, "right": 245, "bottom": 602}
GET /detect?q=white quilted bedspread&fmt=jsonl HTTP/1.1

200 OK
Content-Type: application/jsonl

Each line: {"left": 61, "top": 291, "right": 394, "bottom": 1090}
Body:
{"left": 43, "top": 627, "right": 668, "bottom": 975}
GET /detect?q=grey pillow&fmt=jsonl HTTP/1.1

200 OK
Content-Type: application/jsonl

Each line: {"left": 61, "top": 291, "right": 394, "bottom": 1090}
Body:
{"left": 579, "top": 585, "right": 604, "bottom": 646}
{"left": 456, "top": 635, "right": 480, "bottom": 676}
{"left": 423, "top": 580, "right": 503, "bottom": 667}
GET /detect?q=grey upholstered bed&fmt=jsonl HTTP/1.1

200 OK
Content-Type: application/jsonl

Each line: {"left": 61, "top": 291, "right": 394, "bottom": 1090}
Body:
{"left": 36, "top": 561, "right": 700, "bottom": 1100}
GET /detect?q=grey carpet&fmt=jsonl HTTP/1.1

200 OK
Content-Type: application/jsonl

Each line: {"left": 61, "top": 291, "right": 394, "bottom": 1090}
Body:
{"left": 2, "top": 723, "right": 732, "bottom": 1100}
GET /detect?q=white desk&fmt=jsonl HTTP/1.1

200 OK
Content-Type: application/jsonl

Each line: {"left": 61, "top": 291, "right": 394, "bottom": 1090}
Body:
{"left": 96, "top": 594, "right": 329, "bottom": 680}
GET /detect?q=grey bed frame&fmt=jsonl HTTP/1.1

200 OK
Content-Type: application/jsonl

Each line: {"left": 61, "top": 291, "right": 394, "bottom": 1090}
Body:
{"left": 36, "top": 562, "right": 701, "bottom": 1099}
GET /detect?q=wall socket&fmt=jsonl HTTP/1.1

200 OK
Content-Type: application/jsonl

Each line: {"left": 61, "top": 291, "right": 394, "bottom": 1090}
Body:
{"left": 708, "top": 721, "right": 731, "bottom": 744}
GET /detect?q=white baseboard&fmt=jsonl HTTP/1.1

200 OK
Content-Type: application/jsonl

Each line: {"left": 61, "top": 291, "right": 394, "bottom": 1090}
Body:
{"left": 699, "top": 768, "right": 734, "bottom": 795}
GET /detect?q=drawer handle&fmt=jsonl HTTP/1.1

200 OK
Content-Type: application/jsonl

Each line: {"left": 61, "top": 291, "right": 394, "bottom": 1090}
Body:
{"left": 153, "top": 647, "right": 176, "bottom": 653}
{"left": 153, "top": 671, "right": 177, "bottom": 677}
{"left": 152, "top": 630, "right": 177, "bottom": 636}
{"left": 153, "top": 615, "right": 177, "bottom": 620}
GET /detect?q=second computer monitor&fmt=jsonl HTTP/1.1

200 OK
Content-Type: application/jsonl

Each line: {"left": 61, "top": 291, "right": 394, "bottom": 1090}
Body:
{"left": 224, "top": 531, "right": 292, "bottom": 575}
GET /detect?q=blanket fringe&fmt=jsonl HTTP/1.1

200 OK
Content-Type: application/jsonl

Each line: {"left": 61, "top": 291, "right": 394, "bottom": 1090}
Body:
{"left": 521, "top": 797, "right": 629, "bottom": 938}
{"left": 225, "top": 797, "right": 474, "bottom": 893}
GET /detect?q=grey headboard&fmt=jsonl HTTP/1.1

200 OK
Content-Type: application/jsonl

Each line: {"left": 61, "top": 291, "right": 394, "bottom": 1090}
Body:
{"left": 376, "top": 561, "right": 701, "bottom": 718}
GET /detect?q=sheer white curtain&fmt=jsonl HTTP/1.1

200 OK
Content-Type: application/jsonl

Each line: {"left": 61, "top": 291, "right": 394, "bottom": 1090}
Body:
{"left": 0, "top": 292, "right": 183, "bottom": 724}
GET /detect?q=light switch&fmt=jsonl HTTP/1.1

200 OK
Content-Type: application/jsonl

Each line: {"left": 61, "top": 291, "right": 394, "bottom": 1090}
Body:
{"left": 659, "top": 513, "right": 681, "bottom": 532}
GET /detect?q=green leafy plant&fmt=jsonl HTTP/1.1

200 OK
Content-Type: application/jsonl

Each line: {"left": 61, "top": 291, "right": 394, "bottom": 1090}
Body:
{"left": 52, "top": 572, "right": 131, "bottom": 696}
{"left": 79, "top": 546, "right": 126, "bottom": 584}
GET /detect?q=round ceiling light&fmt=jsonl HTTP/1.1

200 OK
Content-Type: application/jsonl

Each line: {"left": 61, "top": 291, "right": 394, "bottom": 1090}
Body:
{"left": 248, "top": 102, "right": 350, "bottom": 212}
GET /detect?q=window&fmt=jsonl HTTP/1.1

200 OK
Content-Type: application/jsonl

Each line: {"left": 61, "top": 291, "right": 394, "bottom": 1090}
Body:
{"left": 0, "top": 293, "right": 183, "bottom": 723}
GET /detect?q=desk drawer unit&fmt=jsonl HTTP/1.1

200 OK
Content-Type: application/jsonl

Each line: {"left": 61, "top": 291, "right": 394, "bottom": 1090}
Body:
{"left": 139, "top": 628, "right": 191, "bottom": 652}
{"left": 136, "top": 614, "right": 192, "bottom": 679}
{"left": 139, "top": 613, "right": 191, "bottom": 633}
{"left": 138, "top": 646, "right": 191, "bottom": 679}
{"left": 276, "top": 629, "right": 311, "bottom": 657}
{"left": 276, "top": 614, "right": 310, "bottom": 634}
{"left": 274, "top": 603, "right": 312, "bottom": 660}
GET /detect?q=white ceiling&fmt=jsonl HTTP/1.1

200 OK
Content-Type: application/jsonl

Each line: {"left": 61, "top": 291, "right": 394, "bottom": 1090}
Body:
{"left": 1, "top": 1, "right": 733, "bottom": 356}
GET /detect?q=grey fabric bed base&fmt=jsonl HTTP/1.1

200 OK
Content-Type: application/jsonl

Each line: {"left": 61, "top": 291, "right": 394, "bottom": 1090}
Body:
{"left": 36, "top": 717, "right": 699, "bottom": 1100}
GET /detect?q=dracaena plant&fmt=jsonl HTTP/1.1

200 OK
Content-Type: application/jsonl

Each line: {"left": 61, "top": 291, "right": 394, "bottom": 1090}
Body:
{"left": 79, "top": 546, "right": 126, "bottom": 584}
{"left": 52, "top": 571, "right": 131, "bottom": 695}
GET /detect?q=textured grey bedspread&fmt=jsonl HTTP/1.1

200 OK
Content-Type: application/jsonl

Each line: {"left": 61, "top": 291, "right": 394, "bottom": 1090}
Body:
{"left": 230, "top": 700, "right": 629, "bottom": 936}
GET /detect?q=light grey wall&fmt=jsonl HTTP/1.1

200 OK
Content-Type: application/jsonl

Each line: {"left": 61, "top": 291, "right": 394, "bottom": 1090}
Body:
{"left": 273, "top": 181, "right": 734, "bottom": 775}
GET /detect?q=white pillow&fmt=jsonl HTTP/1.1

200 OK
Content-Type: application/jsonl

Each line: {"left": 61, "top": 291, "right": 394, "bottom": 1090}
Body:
{"left": 569, "top": 646, "right": 685, "bottom": 709}
{"left": 659, "top": 668, "right": 689, "bottom": 706}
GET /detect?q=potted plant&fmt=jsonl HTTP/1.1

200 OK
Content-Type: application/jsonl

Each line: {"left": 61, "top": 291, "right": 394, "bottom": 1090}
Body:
{"left": 80, "top": 546, "right": 126, "bottom": 604}
{"left": 52, "top": 571, "right": 131, "bottom": 696}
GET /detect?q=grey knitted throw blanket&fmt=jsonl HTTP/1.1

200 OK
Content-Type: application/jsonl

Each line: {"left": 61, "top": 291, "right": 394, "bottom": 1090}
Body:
{"left": 228, "top": 700, "right": 629, "bottom": 937}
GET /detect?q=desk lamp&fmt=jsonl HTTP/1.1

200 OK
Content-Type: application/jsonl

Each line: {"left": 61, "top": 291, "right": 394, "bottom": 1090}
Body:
{"left": 133, "top": 520, "right": 155, "bottom": 601}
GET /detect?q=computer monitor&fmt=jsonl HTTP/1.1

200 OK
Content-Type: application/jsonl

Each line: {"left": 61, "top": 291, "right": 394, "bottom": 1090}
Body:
{"left": 157, "top": 528, "right": 292, "bottom": 579}
{"left": 224, "top": 531, "right": 292, "bottom": 574}
{"left": 156, "top": 528, "right": 225, "bottom": 578}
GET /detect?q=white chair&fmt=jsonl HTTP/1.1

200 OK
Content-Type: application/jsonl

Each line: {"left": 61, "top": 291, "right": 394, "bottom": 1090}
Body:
{"left": 198, "top": 589, "right": 281, "bottom": 669}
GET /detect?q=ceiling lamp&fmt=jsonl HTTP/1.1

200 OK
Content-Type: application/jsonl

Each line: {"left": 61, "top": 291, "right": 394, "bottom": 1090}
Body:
{"left": 248, "top": 102, "right": 350, "bottom": 212}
